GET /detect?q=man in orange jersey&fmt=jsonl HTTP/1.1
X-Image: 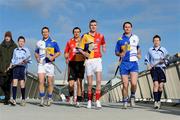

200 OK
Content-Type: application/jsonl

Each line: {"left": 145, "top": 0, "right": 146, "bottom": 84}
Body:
{"left": 64, "top": 27, "right": 85, "bottom": 107}
{"left": 78, "top": 20, "right": 106, "bottom": 109}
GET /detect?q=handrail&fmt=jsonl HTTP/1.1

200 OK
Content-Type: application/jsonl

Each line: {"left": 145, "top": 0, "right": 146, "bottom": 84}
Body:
{"left": 101, "top": 53, "right": 180, "bottom": 101}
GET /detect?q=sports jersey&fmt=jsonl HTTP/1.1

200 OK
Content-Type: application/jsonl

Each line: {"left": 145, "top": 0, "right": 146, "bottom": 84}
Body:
{"left": 115, "top": 34, "right": 140, "bottom": 62}
{"left": 35, "top": 37, "right": 60, "bottom": 63}
{"left": 11, "top": 47, "right": 31, "bottom": 66}
{"left": 78, "top": 32, "right": 105, "bottom": 59}
{"left": 64, "top": 38, "right": 84, "bottom": 61}
{"left": 145, "top": 46, "right": 168, "bottom": 68}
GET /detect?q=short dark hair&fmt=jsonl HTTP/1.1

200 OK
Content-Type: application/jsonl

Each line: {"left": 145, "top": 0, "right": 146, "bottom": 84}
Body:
{"left": 72, "top": 27, "right": 81, "bottom": 34}
{"left": 153, "top": 35, "right": 161, "bottom": 42}
{"left": 123, "top": 21, "right": 133, "bottom": 29}
{"left": 18, "top": 36, "right": 25, "bottom": 42}
{"left": 89, "top": 19, "right": 97, "bottom": 26}
{"left": 41, "top": 26, "right": 50, "bottom": 33}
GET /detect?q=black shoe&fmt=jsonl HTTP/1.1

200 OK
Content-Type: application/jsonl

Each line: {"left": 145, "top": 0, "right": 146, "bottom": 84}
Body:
{"left": 4, "top": 100, "right": 10, "bottom": 105}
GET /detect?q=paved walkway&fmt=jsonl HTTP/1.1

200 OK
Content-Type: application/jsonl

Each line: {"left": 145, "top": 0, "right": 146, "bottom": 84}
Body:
{"left": 0, "top": 100, "right": 180, "bottom": 120}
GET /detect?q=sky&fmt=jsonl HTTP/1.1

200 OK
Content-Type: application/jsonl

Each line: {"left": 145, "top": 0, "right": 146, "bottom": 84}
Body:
{"left": 0, "top": 0, "right": 179, "bottom": 81}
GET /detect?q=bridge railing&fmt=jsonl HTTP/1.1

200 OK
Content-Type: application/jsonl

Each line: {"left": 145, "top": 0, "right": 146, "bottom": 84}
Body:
{"left": 100, "top": 59, "right": 180, "bottom": 103}
{"left": 1, "top": 55, "right": 179, "bottom": 103}
{"left": 25, "top": 72, "right": 62, "bottom": 100}
{"left": 0, "top": 72, "right": 62, "bottom": 101}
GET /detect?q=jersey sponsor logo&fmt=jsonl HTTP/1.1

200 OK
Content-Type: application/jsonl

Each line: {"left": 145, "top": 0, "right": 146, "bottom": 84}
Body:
{"left": 70, "top": 44, "right": 75, "bottom": 47}
{"left": 47, "top": 44, "right": 51, "bottom": 47}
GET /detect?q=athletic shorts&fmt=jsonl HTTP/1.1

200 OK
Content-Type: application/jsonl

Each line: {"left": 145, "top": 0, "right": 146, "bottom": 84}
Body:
{"left": 13, "top": 66, "right": 26, "bottom": 80}
{"left": 150, "top": 67, "right": 166, "bottom": 83}
{"left": 38, "top": 63, "right": 54, "bottom": 77}
{"left": 68, "top": 61, "right": 85, "bottom": 81}
{"left": 85, "top": 58, "right": 102, "bottom": 76}
{"left": 119, "top": 61, "right": 139, "bottom": 75}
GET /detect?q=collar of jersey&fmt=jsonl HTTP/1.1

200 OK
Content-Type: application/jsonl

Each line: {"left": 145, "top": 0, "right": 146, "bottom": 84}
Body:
{"left": 153, "top": 46, "right": 161, "bottom": 51}
{"left": 122, "top": 33, "right": 133, "bottom": 39}
{"left": 43, "top": 37, "right": 51, "bottom": 42}
{"left": 17, "top": 47, "right": 25, "bottom": 50}
{"left": 71, "top": 37, "right": 80, "bottom": 42}
{"left": 87, "top": 32, "right": 97, "bottom": 37}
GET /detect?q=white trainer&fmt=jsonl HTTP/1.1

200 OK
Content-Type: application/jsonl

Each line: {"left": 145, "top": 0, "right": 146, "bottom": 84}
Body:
{"left": 76, "top": 102, "right": 80, "bottom": 108}
{"left": 47, "top": 98, "right": 53, "bottom": 106}
{"left": 87, "top": 100, "right": 92, "bottom": 109}
{"left": 122, "top": 102, "right": 128, "bottom": 109}
{"left": 157, "top": 101, "right": 161, "bottom": 109}
{"left": 96, "top": 100, "right": 102, "bottom": 109}
{"left": 69, "top": 96, "right": 73, "bottom": 105}
{"left": 20, "top": 99, "right": 26, "bottom": 106}
{"left": 130, "top": 97, "right": 135, "bottom": 107}
{"left": 10, "top": 99, "right": 16, "bottom": 106}
{"left": 40, "top": 97, "right": 45, "bottom": 107}
{"left": 154, "top": 101, "right": 159, "bottom": 109}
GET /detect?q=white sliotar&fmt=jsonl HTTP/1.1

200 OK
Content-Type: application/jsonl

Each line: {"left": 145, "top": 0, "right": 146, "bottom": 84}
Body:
{"left": 88, "top": 42, "right": 95, "bottom": 52}
{"left": 37, "top": 40, "right": 46, "bottom": 64}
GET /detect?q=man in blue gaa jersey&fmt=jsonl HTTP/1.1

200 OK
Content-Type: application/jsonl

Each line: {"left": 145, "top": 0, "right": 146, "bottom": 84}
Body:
{"left": 115, "top": 22, "right": 141, "bottom": 109}
{"left": 35, "top": 27, "right": 61, "bottom": 107}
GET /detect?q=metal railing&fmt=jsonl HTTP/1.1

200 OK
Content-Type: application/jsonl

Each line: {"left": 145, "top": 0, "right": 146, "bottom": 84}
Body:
{"left": 100, "top": 56, "right": 180, "bottom": 103}
{"left": 0, "top": 72, "right": 61, "bottom": 101}
{"left": 1, "top": 54, "right": 179, "bottom": 103}
{"left": 25, "top": 72, "right": 62, "bottom": 100}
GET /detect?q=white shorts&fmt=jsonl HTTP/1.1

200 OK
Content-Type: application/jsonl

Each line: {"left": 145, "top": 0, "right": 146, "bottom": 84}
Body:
{"left": 85, "top": 58, "right": 102, "bottom": 76}
{"left": 38, "top": 63, "right": 55, "bottom": 76}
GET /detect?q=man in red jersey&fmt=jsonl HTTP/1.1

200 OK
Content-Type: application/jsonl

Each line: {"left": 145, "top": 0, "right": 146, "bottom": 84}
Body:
{"left": 78, "top": 20, "right": 106, "bottom": 109}
{"left": 64, "top": 27, "right": 85, "bottom": 107}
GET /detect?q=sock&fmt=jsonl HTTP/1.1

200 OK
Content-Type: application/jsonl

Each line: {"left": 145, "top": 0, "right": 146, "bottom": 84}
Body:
{"left": 123, "top": 96, "right": 129, "bottom": 103}
{"left": 69, "top": 91, "right": 73, "bottom": 97}
{"left": 74, "top": 82, "right": 77, "bottom": 99}
{"left": 77, "top": 96, "right": 82, "bottom": 102}
{"left": 153, "top": 92, "right": 159, "bottom": 102}
{"left": 158, "top": 91, "right": 162, "bottom": 101}
{"left": 12, "top": 86, "right": 17, "bottom": 100}
{"left": 130, "top": 91, "right": 135, "bottom": 98}
{"left": 96, "top": 90, "right": 101, "bottom": 101}
{"left": 48, "top": 94, "right": 52, "bottom": 99}
{"left": 39, "top": 92, "right": 45, "bottom": 98}
{"left": 88, "top": 90, "right": 92, "bottom": 101}
{"left": 21, "top": 88, "right": 26, "bottom": 100}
